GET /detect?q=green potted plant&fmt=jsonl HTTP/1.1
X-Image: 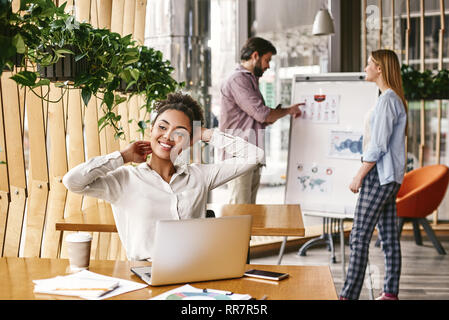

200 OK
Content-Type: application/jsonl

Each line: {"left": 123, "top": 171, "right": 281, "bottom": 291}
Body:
{"left": 118, "top": 45, "right": 182, "bottom": 137}
{"left": 1, "top": 0, "right": 69, "bottom": 73}
{"left": 3, "top": 0, "right": 182, "bottom": 140}
{"left": 433, "top": 69, "right": 449, "bottom": 100}
{"left": 401, "top": 64, "right": 449, "bottom": 100}
{"left": 0, "top": 0, "right": 26, "bottom": 71}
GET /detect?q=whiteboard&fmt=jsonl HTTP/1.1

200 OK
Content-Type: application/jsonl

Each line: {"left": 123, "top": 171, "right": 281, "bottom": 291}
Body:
{"left": 284, "top": 73, "right": 379, "bottom": 221}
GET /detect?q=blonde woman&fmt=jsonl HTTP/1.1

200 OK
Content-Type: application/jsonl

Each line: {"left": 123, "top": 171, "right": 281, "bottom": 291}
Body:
{"left": 340, "top": 50, "right": 407, "bottom": 300}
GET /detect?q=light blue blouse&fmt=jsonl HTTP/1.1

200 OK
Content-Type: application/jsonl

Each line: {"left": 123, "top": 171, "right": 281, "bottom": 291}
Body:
{"left": 362, "top": 89, "right": 407, "bottom": 185}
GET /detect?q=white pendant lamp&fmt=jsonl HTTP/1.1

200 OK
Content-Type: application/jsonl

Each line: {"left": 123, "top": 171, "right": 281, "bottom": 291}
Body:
{"left": 312, "top": 8, "right": 335, "bottom": 36}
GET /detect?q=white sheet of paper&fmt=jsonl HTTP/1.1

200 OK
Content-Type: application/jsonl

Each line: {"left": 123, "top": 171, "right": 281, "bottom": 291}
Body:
{"left": 298, "top": 94, "right": 340, "bottom": 124}
{"left": 33, "top": 270, "right": 147, "bottom": 300}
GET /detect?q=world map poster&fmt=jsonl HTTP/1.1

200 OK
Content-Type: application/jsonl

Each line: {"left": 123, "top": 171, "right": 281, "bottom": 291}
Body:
{"left": 296, "top": 163, "right": 334, "bottom": 194}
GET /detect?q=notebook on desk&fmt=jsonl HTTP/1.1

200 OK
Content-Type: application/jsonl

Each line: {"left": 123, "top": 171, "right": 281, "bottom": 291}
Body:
{"left": 131, "top": 215, "right": 252, "bottom": 286}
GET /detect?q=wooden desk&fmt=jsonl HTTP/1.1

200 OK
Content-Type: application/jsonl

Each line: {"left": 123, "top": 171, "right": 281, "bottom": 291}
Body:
{"left": 207, "top": 204, "right": 305, "bottom": 237}
{"left": 55, "top": 203, "right": 304, "bottom": 262}
{"left": 0, "top": 257, "right": 337, "bottom": 300}
{"left": 56, "top": 203, "right": 305, "bottom": 237}
{"left": 56, "top": 202, "right": 117, "bottom": 233}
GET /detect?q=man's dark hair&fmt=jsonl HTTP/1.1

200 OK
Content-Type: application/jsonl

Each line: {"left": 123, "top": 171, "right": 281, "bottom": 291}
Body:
{"left": 240, "top": 37, "right": 277, "bottom": 61}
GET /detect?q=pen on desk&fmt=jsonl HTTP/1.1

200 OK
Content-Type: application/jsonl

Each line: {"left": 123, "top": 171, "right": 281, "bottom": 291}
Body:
{"left": 54, "top": 282, "right": 120, "bottom": 296}
{"left": 54, "top": 287, "right": 111, "bottom": 291}
{"left": 98, "top": 283, "right": 120, "bottom": 297}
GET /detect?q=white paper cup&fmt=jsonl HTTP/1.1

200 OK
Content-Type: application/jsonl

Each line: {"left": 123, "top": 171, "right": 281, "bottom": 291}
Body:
{"left": 66, "top": 232, "right": 92, "bottom": 272}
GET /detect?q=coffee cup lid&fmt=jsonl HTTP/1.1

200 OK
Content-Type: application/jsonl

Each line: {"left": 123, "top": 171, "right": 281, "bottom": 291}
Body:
{"left": 66, "top": 232, "right": 92, "bottom": 242}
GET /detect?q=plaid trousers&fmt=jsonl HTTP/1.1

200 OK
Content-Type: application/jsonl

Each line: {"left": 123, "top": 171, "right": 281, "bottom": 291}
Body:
{"left": 340, "top": 166, "right": 401, "bottom": 300}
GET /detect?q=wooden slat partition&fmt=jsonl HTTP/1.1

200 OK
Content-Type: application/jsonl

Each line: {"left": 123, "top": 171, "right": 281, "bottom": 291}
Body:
{"left": 58, "top": 88, "right": 85, "bottom": 259}
{"left": 93, "top": 0, "right": 114, "bottom": 261}
{"left": 1, "top": 71, "right": 27, "bottom": 257}
{"left": 23, "top": 85, "right": 49, "bottom": 257}
{"left": 65, "top": 89, "right": 85, "bottom": 215}
{"left": 419, "top": 0, "right": 425, "bottom": 168}
{"left": 378, "top": 0, "right": 383, "bottom": 48}
{"left": 436, "top": 0, "right": 445, "bottom": 166}
{"left": 0, "top": 76, "right": 10, "bottom": 255}
{"left": 41, "top": 84, "right": 69, "bottom": 258}
{"left": 107, "top": 0, "right": 126, "bottom": 261}
{"left": 134, "top": 0, "right": 147, "bottom": 45}
{"left": 405, "top": 0, "right": 410, "bottom": 65}
{"left": 119, "top": 0, "right": 136, "bottom": 148}
{"left": 135, "top": 1, "right": 149, "bottom": 142}
{"left": 391, "top": 0, "right": 395, "bottom": 51}
{"left": 0, "top": 0, "right": 147, "bottom": 260}
{"left": 433, "top": 0, "right": 445, "bottom": 224}
{"left": 361, "top": 0, "right": 367, "bottom": 72}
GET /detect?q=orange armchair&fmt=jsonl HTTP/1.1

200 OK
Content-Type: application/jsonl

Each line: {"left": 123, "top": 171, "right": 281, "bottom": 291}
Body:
{"left": 395, "top": 164, "right": 449, "bottom": 254}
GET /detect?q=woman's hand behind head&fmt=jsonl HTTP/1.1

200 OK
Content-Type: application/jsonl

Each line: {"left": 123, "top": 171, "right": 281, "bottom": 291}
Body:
{"left": 120, "top": 141, "right": 152, "bottom": 163}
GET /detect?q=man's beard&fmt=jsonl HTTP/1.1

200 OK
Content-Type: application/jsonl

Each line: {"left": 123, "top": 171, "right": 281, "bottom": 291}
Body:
{"left": 253, "top": 59, "right": 264, "bottom": 77}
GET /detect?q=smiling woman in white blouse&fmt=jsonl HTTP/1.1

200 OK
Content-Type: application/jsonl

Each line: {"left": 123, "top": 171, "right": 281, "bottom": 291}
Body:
{"left": 63, "top": 92, "right": 264, "bottom": 261}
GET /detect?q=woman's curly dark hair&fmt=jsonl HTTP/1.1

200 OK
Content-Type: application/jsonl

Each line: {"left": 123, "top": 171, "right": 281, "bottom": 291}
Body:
{"left": 152, "top": 92, "right": 205, "bottom": 134}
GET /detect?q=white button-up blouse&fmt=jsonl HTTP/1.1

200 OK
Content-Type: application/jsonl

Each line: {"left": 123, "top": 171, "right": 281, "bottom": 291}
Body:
{"left": 62, "top": 130, "right": 264, "bottom": 260}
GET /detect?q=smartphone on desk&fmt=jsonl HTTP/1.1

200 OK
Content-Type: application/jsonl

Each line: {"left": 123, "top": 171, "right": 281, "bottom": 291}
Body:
{"left": 244, "top": 269, "right": 289, "bottom": 281}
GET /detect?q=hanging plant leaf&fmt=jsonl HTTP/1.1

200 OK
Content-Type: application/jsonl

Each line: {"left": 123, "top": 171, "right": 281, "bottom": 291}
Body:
{"left": 81, "top": 87, "right": 92, "bottom": 106}
{"left": 103, "top": 91, "right": 114, "bottom": 109}
{"left": 98, "top": 115, "right": 107, "bottom": 129}
{"left": 137, "top": 120, "right": 147, "bottom": 130}
{"left": 125, "top": 80, "right": 137, "bottom": 91}
{"left": 114, "top": 94, "right": 127, "bottom": 106}
{"left": 31, "top": 78, "right": 50, "bottom": 88}
{"left": 12, "top": 33, "right": 25, "bottom": 54}
{"left": 10, "top": 70, "right": 38, "bottom": 87}
{"left": 75, "top": 52, "right": 87, "bottom": 62}
{"left": 54, "top": 48, "right": 74, "bottom": 57}
{"left": 130, "top": 69, "right": 140, "bottom": 81}
{"left": 114, "top": 131, "right": 125, "bottom": 140}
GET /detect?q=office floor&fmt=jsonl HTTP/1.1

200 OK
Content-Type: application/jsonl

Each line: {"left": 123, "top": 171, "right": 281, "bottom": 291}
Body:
{"left": 250, "top": 236, "right": 449, "bottom": 300}
{"left": 213, "top": 184, "right": 449, "bottom": 300}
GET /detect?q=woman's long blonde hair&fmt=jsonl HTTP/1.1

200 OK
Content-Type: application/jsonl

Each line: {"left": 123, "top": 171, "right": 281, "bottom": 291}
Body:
{"left": 371, "top": 49, "right": 408, "bottom": 136}
{"left": 371, "top": 49, "right": 408, "bottom": 114}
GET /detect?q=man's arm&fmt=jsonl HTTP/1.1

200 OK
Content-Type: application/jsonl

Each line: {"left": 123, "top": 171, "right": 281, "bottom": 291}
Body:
{"left": 264, "top": 103, "right": 303, "bottom": 124}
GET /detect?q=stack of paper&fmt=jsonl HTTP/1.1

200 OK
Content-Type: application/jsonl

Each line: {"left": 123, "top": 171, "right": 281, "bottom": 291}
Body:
{"left": 151, "top": 284, "right": 252, "bottom": 300}
{"left": 33, "top": 270, "right": 147, "bottom": 300}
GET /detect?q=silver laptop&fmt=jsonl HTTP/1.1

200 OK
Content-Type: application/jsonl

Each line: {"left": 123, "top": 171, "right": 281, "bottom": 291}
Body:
{"left": 131, "top": 215, "right": 252, "bottom": 286}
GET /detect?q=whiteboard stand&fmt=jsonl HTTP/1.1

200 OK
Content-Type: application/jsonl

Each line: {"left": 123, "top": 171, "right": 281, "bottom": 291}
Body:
{"left": 298, "top": 210, "right": 350, "bottom": 276}
{"left": 276, "top": 237, "right": 288, "bottom": 265}
{"left": 284, "top": 73, "right": 379, "bottom": 300}
{"left": 298, "top": 216, "right": 339, "bottom": 263}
